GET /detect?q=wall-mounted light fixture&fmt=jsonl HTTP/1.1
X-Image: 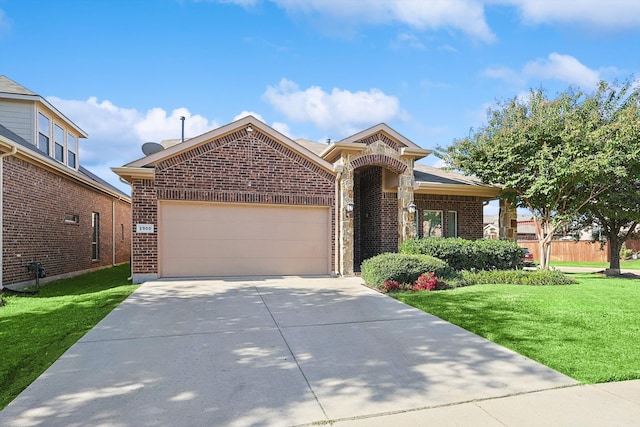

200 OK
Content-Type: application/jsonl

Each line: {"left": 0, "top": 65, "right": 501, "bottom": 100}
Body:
{"left": 407, "top": 201, "right": 417, "bottom": 214}
{"left": 346, "top": 201, "right": 354, "bottom": 213}
{"left": 246, "top": 124, "right": 253, "bottom": 133}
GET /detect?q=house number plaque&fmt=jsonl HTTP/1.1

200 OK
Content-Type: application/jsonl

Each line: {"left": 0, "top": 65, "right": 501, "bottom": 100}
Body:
{"left": 136, "top": 224, "right": 155, "bottom": 233}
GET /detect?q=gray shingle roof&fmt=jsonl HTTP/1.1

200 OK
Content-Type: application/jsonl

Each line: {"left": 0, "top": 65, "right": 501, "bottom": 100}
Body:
{"left": 0, "top": 75, "right": 37, "bottom": 96}
{"left": 413, "top": 164, "right": 485, "bottom": 186}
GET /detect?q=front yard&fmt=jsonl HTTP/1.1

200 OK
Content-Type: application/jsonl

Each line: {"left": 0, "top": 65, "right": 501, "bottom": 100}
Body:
{"left": 398, "top": 273, "right": 640, "bottom": 384}
{"left": 0, "top": 264, "right": 136, "bottom": 410}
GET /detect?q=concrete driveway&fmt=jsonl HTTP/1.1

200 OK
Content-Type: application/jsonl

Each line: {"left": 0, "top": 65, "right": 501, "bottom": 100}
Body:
{"left": 1, "top": 276, "right": 577, "bottom": 426}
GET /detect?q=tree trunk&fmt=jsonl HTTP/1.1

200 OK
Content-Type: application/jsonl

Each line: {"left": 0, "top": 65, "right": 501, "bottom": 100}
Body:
{"left": 607, "top": 234, "right": 623, "bottom": 276}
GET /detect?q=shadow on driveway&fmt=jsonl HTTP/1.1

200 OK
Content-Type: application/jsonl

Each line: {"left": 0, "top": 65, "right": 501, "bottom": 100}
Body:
{"left": 0, "top": 277, "right": 577, "bottom": 426}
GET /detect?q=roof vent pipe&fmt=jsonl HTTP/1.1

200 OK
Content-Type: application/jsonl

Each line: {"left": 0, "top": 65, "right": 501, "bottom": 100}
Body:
{"left": 180, "top": 116, "right": 185, "bottom": 143}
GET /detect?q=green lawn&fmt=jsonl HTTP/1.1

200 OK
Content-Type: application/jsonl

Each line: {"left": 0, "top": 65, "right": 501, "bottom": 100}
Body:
{"left": 0, "top": 264, "right": 137, "bottom": 410}
{"left": 550, "top": 259, "right": 640, "bottom": 269}
{"left": 397, "top": 273, "right": 640, "bottom": 384}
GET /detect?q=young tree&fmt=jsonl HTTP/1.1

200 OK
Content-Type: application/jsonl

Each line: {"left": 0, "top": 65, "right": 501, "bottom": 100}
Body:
{"left": 440, "top": 81, "right": 637, "bottom": 269}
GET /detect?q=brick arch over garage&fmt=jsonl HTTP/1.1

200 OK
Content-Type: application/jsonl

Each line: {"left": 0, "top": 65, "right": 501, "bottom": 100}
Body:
{"left": 350, "top": 154, "right": 407, "bottom": 174}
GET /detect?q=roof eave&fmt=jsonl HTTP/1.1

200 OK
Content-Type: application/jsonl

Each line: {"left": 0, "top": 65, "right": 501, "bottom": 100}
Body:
{"left": 320, "top": 142, "right": 366, "bottom": 163}
{"left": 400, "top": 147, "right": 432, "bottom": 160}
{"left": 111, "top": 166, "right": 155, "bottom": 183}
{"left": 415, "top": 182, "right": 501, "bottom": 198}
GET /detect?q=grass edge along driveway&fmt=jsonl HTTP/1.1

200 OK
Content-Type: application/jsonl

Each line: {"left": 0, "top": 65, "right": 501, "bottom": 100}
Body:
{"left": 398, "top": 273, "right": 640, "bottom": 384}
{"left": 0, "top": 264, "right": 137, "bottom": 410}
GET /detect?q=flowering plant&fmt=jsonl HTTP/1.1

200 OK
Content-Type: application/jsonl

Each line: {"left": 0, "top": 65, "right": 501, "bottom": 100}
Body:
{"left": 380, "top": 272, "right": 446, "bottom": 293}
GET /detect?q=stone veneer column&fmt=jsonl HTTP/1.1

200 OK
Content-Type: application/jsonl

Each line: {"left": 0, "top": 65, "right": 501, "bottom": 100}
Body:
{"left": 397, "top": 163, "right": 417, "bottom": 245}
{"left": 339, "top": 162, "right": 354, "bottom": 275}
{"left": 499, "top": 198, "right": 518, "bottom": 241}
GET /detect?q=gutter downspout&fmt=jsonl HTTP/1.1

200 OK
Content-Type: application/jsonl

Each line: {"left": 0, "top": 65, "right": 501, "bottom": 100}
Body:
{"left": 112, "top": 199, "right": 116, "bottom": 266}
{"left": 0, "top": 146, "right": 18, "bottom": 290}
{"left": 334, "top": 171, "right": 341, "bottom": 276}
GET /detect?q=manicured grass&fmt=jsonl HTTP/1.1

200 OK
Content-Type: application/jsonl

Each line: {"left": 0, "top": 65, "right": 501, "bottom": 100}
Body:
{"left": 397, "top": 273, "right": 640, "bottom": 384}
{"left": 550, "top": 259, "right": 640, "bottom": 269}
{"left": 0, "top": 264, "right": 137, "bottom": 410}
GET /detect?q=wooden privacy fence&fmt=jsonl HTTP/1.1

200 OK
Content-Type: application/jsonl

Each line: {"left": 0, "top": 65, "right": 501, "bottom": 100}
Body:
{"left": 518, "top": 240, "right": 609, "bottom": 262}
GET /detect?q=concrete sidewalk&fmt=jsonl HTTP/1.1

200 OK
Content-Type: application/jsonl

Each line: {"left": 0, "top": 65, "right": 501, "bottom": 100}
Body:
{"left": 1, "top": 276, "right": 638, "bottom": 426}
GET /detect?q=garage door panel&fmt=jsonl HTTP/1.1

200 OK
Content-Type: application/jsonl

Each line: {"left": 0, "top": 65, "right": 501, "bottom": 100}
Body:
{"left": 159, "top": 202, "right": 330, "bottom": 277}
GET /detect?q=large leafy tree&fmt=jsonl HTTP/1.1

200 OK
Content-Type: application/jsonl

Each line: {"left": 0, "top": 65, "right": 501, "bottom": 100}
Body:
{"left": 440, "top": 81, "right": 638, "bottom": 269}
{"left": 571, "top": 81, "right": 640, "bottom": 273}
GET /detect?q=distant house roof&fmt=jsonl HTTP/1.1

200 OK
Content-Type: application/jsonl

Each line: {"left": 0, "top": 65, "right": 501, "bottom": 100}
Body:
{"left": 294, "top": 138, "right": 327, "bottom": 156}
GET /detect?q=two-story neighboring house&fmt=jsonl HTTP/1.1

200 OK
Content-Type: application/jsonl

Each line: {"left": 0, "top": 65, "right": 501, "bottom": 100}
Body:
{"left": 0, "top": 76, "right": 131, "bottom": 288}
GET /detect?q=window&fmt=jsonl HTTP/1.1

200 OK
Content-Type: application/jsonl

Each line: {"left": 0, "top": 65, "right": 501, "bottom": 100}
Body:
{"left": 67, "top": 134, "right": 77, "bottom": 168}
{"left": 422, "top": 210, "right": 443, "bottom": 237}
{"left": 64, "top": 214, "right": 79, "bottom": 224}
{"left": 38, "top": 113, "right": 50, "bottom": 155}
{"left": 447, "top": 211, "right": 458, "bottom": 238}
{"left": 91, "top": 212, "right": 100, "bottom": 261}
{"left": 121, "top": 224, "right": 125, "bottom": 241}
{"left": 54, "top": 125, "right": 65, "bottom": 162}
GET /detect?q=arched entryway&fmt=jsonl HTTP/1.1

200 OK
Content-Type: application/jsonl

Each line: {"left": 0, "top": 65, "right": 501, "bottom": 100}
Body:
{"left": 352, "top": 165, "right": 399, "bottom": 271}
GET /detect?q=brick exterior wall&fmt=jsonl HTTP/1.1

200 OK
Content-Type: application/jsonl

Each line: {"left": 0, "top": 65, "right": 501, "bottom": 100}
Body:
{"left": 2, "top": 156, "right": 131, "bottom": 286}
{"left": 132, "top": 129, "right": 336, "bottom": 278}
{"left": 414, "top": 194, "right": 484, "bottom": 240}
{"left": 131, "top": 178, "right": 157, "bottom": 275}
{"left": 353, "top": 166, "right": 398, "bottom": 270}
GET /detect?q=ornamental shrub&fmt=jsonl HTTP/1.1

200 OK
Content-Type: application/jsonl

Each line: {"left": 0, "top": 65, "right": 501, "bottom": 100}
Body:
{"left": 456, "top": 269, "right": 576, "bottom": 287}
{"left": 400, "top": 237, "right": 524, "bottom": 271}
{"left": 360, "top": 253, "right": 452, "bottom": 287}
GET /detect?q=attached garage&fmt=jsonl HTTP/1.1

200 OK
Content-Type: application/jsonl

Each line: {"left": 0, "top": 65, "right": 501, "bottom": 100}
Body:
{"left": 159, "top": 201, "right": 331, "bottom": 277}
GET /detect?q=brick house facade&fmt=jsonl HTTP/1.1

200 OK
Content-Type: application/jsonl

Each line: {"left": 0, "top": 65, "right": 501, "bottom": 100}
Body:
{"left": 0, "top": 76, "right": 131, "bottom": 288}
{"left": 115, "top": 116, "right": 499, "bottom": 283}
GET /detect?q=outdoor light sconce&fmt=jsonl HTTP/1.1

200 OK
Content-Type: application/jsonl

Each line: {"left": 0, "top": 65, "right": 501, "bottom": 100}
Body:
{"left": 346, "top": 201, "right": 354, "bottom": 217}
{"left": 407, "top": 201, "right": 417, "bottom": 214}
{"left": 246, "top": 124, "right": 253, "bottom": 133}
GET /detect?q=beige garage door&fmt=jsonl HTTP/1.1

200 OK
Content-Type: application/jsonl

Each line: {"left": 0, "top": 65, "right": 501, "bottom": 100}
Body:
{"left": 159, "top": 202, "right": 331, "bottom": 277}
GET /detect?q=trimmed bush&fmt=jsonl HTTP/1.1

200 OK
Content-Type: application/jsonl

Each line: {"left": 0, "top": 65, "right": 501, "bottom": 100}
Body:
{"left": 360, "top": 253, "right": 452, "bottom": 287}
{"left": 400, "top": 237, "right": 524, "bottom": 271}
{"left": 455, "top": 269, "right": 576, "bottom": 287}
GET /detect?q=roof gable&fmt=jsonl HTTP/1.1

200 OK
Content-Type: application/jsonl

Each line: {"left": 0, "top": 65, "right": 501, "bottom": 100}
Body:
{"left": 125, "top": 115, "right": 335, "bottom": 174}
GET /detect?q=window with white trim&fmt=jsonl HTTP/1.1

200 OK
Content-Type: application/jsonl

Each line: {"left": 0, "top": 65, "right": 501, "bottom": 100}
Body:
{"left": 447, "top": 211, "right": 458, "bottom": 238}
{"left": 422, "top": 210, "right": 443, "bottom": 237}
{"left": 91, "top": 212, "right": 100, "bottom": 261}
{"left": 54, "top": 124, "right": 65, "bottom": 162}
{"left": 67, "top": 134, "right": 77, "bottom": 168}
{"left": 38, "top": 113, "right": 50, "bottom": 155}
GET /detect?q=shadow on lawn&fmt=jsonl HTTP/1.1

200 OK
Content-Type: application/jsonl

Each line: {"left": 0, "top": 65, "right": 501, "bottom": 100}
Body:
{"left": 0, "top": 277, "right": 576, "bottom": 426}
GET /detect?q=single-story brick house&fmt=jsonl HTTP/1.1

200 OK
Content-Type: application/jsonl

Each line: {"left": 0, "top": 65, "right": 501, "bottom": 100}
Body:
{"left": 0, "top": 76, "right": 131, "bottom": 288}
{"left": 114, "top": 116, "right": 503, "bottom": 283}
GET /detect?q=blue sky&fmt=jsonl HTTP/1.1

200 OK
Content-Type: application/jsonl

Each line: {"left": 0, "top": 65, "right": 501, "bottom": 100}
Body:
{"left": 1, "top": 0, "right": 639, "bottom": 214}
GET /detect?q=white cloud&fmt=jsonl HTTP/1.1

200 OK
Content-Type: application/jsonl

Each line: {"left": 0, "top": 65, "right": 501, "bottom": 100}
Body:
{"left": 215, "top": 0, "right": 495, "bottom": 42}
{"left": 46, "top": 96, "right": 218, "bottom": 193}
{"left": 263, "top": 79, "right": 402, "bottom": 135}
{"left": 232, "top": 111, "right": 292, "bottom": 138}
{"left": 493, "top": 0, "right": 640, "bottom": 30}
{"left": 271, "top": 122, "right": 291, "bottom": 137}
{"left": 233, "top": 110, "right": 266, "bottom": 123}
{"left": 484, "top": 53, "right": 601, "bottom": 90}
{"left": 523, "top": 53, "right": 600, "bottom": 89}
